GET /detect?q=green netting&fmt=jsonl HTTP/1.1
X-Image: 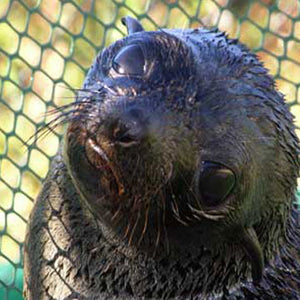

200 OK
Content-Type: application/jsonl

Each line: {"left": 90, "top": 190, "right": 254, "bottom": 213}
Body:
{"left": 0, "top": 0, "right": 300, "bottom": 299}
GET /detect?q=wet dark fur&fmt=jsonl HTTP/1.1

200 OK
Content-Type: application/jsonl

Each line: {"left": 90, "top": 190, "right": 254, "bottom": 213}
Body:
{"left": 24, "top": 20, "right": 300, "bottom": 299}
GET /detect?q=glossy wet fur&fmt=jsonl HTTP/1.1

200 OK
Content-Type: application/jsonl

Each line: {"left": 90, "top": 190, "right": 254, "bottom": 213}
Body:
{"left": 24, "top": 17, "right": 300, "bottom": 299}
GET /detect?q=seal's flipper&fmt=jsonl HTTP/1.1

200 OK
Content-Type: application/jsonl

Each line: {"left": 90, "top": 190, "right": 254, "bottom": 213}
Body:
{"left": 121, "top": 16, "right": 145, "bottom": 34}
{"left": 239, "top": 227, "right": 264, "bottom": 283}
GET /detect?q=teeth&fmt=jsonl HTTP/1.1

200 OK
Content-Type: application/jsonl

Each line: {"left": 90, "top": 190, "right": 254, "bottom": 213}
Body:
{"left": 87, "top": 138, "right": 109, "bottom": 162}
{"left": 86, "top": 138, "right": 125, "bottom": 195}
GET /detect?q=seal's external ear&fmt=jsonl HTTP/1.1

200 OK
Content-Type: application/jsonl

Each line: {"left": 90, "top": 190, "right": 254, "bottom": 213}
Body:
{"left": 121, "top": 16, "right": 145, "bottom": 34}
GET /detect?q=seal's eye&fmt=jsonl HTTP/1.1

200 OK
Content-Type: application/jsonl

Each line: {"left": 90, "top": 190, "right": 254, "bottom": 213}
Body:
{"left": 198, "top": 162, "right": 235, "bottom": 207}
{"left": 112, "top": 45, "right": 145, "bottom": 76}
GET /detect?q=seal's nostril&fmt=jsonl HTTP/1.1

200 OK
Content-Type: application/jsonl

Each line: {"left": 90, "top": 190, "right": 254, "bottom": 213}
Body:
{"left": 112, "top": 109, "right": 146, "bottom": 147}
{"left": 113, "top": 122, "right": 137, "bottom": 143}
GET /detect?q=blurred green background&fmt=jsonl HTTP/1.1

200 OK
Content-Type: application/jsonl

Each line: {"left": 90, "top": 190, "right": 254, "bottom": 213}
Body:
{"left": 0, "top": 0, "right": 300, "bottom": 299}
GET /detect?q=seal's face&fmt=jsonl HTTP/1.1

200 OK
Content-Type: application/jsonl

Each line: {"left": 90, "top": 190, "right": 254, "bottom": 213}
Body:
{"left": 66, "top": 30, "right": 237, "bottom": 245}
{"left": 65, "top": 31, "right": 207, "bottom": 245}
{"left": 63, "top": 18, "right": 298, "bottom": 283}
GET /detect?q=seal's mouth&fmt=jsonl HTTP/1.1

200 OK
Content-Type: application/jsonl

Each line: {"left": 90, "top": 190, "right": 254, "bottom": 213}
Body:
{"left": 85, "top": 137, "right": 125, "bottom": 195}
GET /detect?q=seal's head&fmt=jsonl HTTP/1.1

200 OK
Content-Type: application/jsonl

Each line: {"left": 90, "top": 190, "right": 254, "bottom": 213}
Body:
{"left": 63, "top": 17, "right": 299, "bottom": 291}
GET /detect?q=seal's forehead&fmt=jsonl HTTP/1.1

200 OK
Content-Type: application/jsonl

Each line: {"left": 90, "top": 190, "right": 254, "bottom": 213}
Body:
{"left": 120, "top": 16, "right": 187, "bottom": 48}
{"left": 120, "top": 29, "right": 185, "bottom": 47}
{"left": 116, "top": 17, "right": 249, "bottom": 69}
{"left": 162, "top": 28, "right": 245, "bottom": 58}
{"left": 100, "top": 29, "right": 191, "bottom": 67}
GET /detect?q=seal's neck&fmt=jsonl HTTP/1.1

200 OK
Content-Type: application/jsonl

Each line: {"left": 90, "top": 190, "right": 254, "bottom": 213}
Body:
{"left": 256, "top": 202, "right": 298, "bottom": 262}
{"left": 93, "top": 202, "right": 299, "bottom": 298}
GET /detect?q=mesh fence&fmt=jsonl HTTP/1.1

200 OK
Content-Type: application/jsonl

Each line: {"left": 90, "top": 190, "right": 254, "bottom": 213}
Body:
{"left": 0, "top": 0, "right": 300, "bottom": 299}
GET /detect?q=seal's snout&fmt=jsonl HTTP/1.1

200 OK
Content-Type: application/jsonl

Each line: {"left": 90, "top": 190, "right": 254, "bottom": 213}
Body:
{"left": 110, "top": 108, "right": 147, "bottom": 147}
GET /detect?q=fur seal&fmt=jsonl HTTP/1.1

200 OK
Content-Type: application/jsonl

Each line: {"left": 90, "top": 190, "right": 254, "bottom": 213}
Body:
{"left": 24, "top": 17, "right": 300, "bottom": 299}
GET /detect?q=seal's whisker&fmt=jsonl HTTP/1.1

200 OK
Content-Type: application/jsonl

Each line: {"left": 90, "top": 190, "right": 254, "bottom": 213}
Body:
{"left": 123, "top": 218, "right": 132, "bottom": 239}
{"left": 160, "top": 189, "right": 169, "bottom": 254}
{"left": 128, "top": 209, "right": 141, "bottom": 246}
{"left": 188, "top": 204, "right": 226, "bottom": 221}
{"left": 129, "top": 155, "right": 141, "bottom": 185}
{"left": 176, "top": 166, "right": 202, "bottom": 211}
{"left": 137, "top": 202, "right": 150, "bottom": 247}
{"left": 25, "top": 112, "right": 72, "bottom": 145}
{"left": 123, "top": 198, "right": 138, "bottom": 241}
{"left": 41, "top": 109, "right": 77, "bottom": 128}
{"left": 170, "top": 196, "right": 179, "bottom": 216}
{"left": 153, "top": 201, "right": 162, "bottom": 257}
{"left": 167, "top": 179, "right": 180, "bottom": 214}
{"left": 56, "top": 85, "right": 101, "bottom": 93}
{"left": 167, "top": 180, "right": 189, "bottom": 226}
{"left": 53, "top": 95, "right": 92, "bottom": 100}
{"left": 111, "top": 206, "right": 122, "bottom": 221}
{"left": 44, "top": 98, "right": 98, "bottom": 120}
{"left": 27, "top": 96, "right": 103, "bottom": 145}
{"left": 45, "top": 105, "right": 81, "bottom": 117}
